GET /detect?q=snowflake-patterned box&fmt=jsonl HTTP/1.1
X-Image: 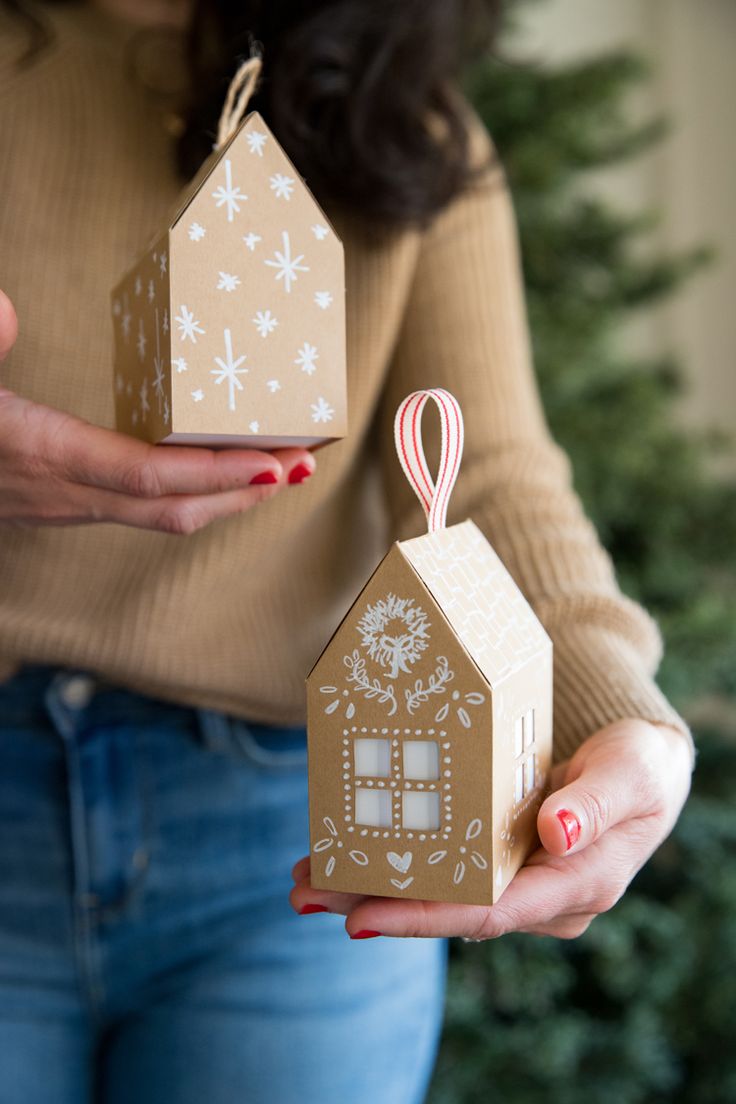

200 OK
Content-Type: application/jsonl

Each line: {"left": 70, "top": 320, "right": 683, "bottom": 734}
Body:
{"left": 110, "top": 111, "right": 346, "bottom": 448}
{"left": 306, "top": 390, "right": 553, "bottom": 905}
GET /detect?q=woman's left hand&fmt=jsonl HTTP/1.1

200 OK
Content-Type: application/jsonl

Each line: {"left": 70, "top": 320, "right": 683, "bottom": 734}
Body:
{"left": 290, "top": 718, "right": 693, "bottom": 940}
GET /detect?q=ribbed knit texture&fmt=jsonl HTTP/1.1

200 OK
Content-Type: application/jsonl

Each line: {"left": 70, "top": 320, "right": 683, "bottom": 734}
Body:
{"left": 0, "top": 3, "right": 694, "bottom": 764}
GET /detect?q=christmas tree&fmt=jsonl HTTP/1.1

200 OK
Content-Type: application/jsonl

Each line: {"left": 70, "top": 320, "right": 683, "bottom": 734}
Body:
{"left": 429, "top": 13, "right": 736, "bottom": 1104}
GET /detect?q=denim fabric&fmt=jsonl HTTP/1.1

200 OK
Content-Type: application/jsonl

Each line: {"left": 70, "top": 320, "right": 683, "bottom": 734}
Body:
{"left": 0, "top": 666, "right": 447, "bottom": 1104}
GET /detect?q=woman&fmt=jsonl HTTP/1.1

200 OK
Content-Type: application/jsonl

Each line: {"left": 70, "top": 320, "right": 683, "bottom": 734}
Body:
{"left": 0, "top": 0, "right": 694, "bottom": 1101}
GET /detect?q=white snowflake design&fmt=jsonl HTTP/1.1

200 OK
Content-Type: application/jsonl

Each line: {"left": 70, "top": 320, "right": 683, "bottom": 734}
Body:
{"left": 139, "top": 377, "right": 150, "bottom": 418}
{"left": 295, "top": 342, "right": 319, "bottom": 376}
{"left": 357, "top": 594, "right": 430, "bottom": 680}
{"left": 147, "top": 279, "right": 155, "bottom": 303}
{"left": 163, "top": 396, "right": 170, "bottom": 424}
{"left": 175, "top": 305, "right": 205, "bottom": 344}
{"left": 253, "top": 310, "right": 278, "bottom": 338}
{"left": 246, "top": 130, "right": 268, "bottom": 156}
{"left": 159, "top": 252, "right": 167, "bottom": 277}
{"left": 212, "top": 158, "right": 247, "bottom": 221}
{"left": 152, "top": 308, "right": 165, "bottom": 413}
{"left": 267, "top": 379, "right": 281, "bottom": 393}
{"left": 162, "top": 308, "right": 169, "bottom": 335}
{"left": 314, "top": 290, "right": 333, "bottom": 310}
{"left": 310, "top": 397, "right": 335, "bottom": 425}
{"left": 217, "top": 272, "right": 241, "bottom": 293}
{"left": 191, "top": 389, "right": 204, "bottom": 402}
{"left": 243, "top": 232, "right": 262, "bottom": 252}
{"left": 264, "top": 231, "right": 309, "bottom": 293}
{"left": 313, "top": 816, "right": 369, "bottom": 880}
{"left": 172, "top": 357, "right": 188, "bottom": 373}
{"left": 121, "top": 296, "right": 131, "bottom": 341}
{"left": 427, "top": 818, "right": 488, "bottom": 885}
{"left": 136, "top": 319, "right": 146, "bottom": 361}
{"left": 211, "top": 328, "right": 248, "bottom": 412}
{"left": 269, "top": 172, "right": 295, "bottom": 200}
{"left": 249, "top": 420, "right": 260, "bottom": 433}
{"left": 134, "top": 276, "right": 142, "bottom": 297}
{"left": 189, "top": 222, "right": 206, "bottom": 242}
{"left": 311, "top": 224, "right": 329, "bottom": 240}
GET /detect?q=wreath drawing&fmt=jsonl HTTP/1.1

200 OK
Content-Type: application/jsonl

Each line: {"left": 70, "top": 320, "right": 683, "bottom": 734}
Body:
{"left": 357, "top": 593, "right": 430, "bottom": 680}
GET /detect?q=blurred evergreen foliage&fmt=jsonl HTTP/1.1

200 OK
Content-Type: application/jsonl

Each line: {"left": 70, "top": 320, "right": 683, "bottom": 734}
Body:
{"left": 429, "top": 9, "right": 736, "bottom": 1103}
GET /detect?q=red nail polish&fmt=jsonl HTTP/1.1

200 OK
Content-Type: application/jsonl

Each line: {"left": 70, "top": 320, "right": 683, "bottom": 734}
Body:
{"left": 250, "top": 470, "right": 278, "bottom": 485}
{"left": 350, "top": 929, "right": 382, "bottom": 940}
{"left": 299, "top": 903, "right": 330, "bottom": 915}
{"left": 288, "top": 462, "right": 312, "bottom": 485}
{"left": 556, "top": 808, "right": 581, "bottom": 850}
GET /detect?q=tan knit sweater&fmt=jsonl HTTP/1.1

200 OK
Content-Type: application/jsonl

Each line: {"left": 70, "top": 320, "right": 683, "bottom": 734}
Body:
{"left": 0, "top": 3, "right": 693, "bottom": 763}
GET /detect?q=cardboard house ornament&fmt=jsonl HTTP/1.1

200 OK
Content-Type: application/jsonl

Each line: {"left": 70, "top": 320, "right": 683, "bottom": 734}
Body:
{"left": 307, "top": 389, "right": 553, "bottom": 906}
{"left": 110, "top": 57, "right": 347, "bottom": 449}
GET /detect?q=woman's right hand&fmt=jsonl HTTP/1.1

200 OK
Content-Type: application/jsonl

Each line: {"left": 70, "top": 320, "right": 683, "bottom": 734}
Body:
{"left": 0, "top": 291, "right": 316, "bottom": 534}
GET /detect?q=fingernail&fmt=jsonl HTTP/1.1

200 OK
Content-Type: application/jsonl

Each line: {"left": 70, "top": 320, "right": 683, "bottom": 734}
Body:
{"left": 299, "top": 903, "right": 330, "bottom": 915}
{"left": 288, "top": 462, "right": 313, "bottom": 485}
{"left": 350, "top": 929, "right": 382, "bottom": 940}
{"left": 250, "top": 470, "right": 278, "bottom": 485}
{"left": 556, "top": 808, "right": 581, "bottom": 850}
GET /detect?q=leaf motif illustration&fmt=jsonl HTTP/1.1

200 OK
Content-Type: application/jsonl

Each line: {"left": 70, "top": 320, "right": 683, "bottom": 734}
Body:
{"left": 434, "top": 703, "right": 449, "bottom": 722}
{"left": 470, "top": 851, "right": 488, "bottom": 870}
{"left": 465, "top": 818, "right": 482, "bottom": 841}
{"left": 325, "top": 855, "right": 336, "bottom": 877}
{"left": 457, "top": 707, "right": 471, "bottom": 729}
{"left": 453, "top": 860, "right": 466, "bottom": 884}
{"left": 324, "top": 700, "right": 340, "bottom": 715}
{"left": 427, "top": 850, "right": 448, "bottom": 865}
{"left": 313, "top": 837, "right": 333, "bottom": 852}
{"left": 346, "top": 702, "right": 355, "bottom": 719}
{"left": 465, "top": 692, "right": 485, "bottom": 705}
{"left": 324, "top": 817, "right": 338, "bottom": 836}
{"left": 319, "top": 685, "right": 338, "bottom": 694}
{"left": 349, "top": 850, "right": 369, "bottom": 866}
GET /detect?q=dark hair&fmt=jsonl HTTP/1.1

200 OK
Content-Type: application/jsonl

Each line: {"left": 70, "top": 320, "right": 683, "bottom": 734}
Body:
{"left": 5, "top": 0, "right": 502, "bottom": 227}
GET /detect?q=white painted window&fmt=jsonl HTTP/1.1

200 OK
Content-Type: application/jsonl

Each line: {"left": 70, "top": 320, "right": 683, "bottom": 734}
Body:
{"left": 355, "top": 788, "right": 392, "bottom": 827}
{"left": 402, "top": 791, "right": 440, "bottom": 830}
{"left": 354, "top": 738, "right": 390, "bottom": 777}
{"left": 513, "top": 708, "right": 537, "bottom": 805}
{"left": 402, "top": 740, "right": 439, "bottom": 780}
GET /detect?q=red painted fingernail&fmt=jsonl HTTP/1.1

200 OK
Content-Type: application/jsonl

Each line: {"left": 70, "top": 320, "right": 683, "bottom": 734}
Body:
{"left": 288, "top": 462, "right": 313, "bottom": 485}
{"left": 299, "top": 904, "right": 330, "bottom": 915}
{"left": 350, "top": 929, "right": 382, "bottom": 940}
{"left": 557, "top": 808, "right": 581, "bottom": 850}
{"left": 250, "top": 470, "right": 278, "bottom": 485}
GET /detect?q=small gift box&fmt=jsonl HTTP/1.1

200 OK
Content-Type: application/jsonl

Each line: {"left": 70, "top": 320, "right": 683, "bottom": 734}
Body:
{"left": 111, "top": 59, "right": 347, "bottom": 449}
{"left": 307, "top": 389, "right": 553, "bottom": 905}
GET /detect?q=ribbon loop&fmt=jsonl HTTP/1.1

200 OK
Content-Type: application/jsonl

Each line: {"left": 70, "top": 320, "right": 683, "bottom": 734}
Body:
{"left": 393, "top": 389, "right": 464, "bottom": 533}
{"left": 215, "top": 54, "right": 263, "bottom": 150}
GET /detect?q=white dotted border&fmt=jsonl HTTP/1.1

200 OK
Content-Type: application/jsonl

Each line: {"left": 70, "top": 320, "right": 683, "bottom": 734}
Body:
{"left": 342, "top": 727, "right": 452, "bottom": 840}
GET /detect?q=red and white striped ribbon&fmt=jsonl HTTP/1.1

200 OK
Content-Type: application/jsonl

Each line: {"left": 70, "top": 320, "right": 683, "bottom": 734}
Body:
{"left": 393, "top": 388, "right": 464, "bottom": 533}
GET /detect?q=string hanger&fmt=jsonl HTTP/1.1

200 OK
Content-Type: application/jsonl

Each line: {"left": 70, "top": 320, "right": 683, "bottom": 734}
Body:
{"left": 215, "top": 52, "right": 263, "bottom": 150}
{"left": 394, "top": 389, "right": 465, "bottom": 534}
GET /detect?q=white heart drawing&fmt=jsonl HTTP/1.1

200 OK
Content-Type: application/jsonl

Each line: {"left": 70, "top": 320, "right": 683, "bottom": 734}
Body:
{"left": 387, "top": 851, "right": 413, "bottom": 874}
{"left": 390, "top": 877, "right": 414, "bottom": 891}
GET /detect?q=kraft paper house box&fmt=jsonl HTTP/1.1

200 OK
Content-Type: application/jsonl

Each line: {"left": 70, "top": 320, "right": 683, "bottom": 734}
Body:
{"left": 307, "top": 389, "right": 553, "bottom": 906}
{"left": 111, "top": 79, "right": 346, "bottom": 449}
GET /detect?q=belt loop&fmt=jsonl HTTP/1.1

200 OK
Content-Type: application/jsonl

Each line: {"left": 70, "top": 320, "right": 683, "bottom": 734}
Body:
{"left": 195, "top": 707, "right": 234, "bottom": 753}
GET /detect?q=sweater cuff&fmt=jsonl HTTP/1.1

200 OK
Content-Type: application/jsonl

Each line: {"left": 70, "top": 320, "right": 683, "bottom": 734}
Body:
{"left": 550, "top": 625, "right": 695, "bottom": 768}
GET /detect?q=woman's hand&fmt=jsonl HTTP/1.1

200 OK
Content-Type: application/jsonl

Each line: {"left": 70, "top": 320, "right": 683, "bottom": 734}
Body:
{"left": 290, "top": 718, "right": 693, "bottom": 940}
{"left": 0, "top": 290, "right": 315, "bottom": 534}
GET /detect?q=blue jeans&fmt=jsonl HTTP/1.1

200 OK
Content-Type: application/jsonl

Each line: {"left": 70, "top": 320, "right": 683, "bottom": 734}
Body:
{"left": 0, "top": 666, "right": 447, "bottom": 1103}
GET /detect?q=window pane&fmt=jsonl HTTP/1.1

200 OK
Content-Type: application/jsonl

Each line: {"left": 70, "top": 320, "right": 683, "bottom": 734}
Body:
{"left": 514, "top": 716, "right": 524, "bottom": 758}
{"left": 402, "top": 791, "right": 440, "bottom": 830}
{"left": 354, "top": 738, "right": 390, "bottom": 777}
{"left": 524, "top": 754, "right": 535, "bottom": 795}
{"left": 514, "top": 763, "right": 524, "bottom": 804}
{"left": 523, "top": 709, "right": 535, "bottom": 750}
{"left": 402, "top": 740, "right": 439, "bottom": 780}
{"left": 355, "top": 788, "right": 392, "bottom": 827}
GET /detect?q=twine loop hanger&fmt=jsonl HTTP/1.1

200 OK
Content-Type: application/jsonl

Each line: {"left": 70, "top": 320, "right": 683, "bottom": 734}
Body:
{"left": 215, "top": 52, "right": 264, "bottom": 150}
{"left": 394, "top": 389, "right": 465, "bottom": 533}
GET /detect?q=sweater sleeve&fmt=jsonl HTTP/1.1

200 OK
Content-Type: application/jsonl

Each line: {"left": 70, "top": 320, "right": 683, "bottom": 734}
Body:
{"left": 377, "top": 108, "right": 695, "bottom": 766}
